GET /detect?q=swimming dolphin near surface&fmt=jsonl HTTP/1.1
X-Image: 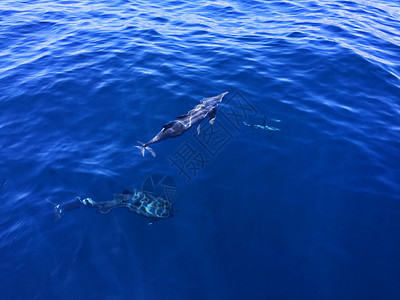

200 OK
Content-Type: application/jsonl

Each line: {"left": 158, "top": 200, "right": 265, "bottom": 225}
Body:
{"left": 243, "top": 116, "right": 281, "bottom": 132}
{"left": 243, "top": 121, "right": 280, "bottom": 131}
{"left": 136, "top": 91, "right": 229, "bottom": 157}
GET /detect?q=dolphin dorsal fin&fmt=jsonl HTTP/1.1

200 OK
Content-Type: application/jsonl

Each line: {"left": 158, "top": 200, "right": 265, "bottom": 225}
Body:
{"left": 176, "top": 114, "right": 188, "bottom": 119}
{"left": 162, "top": 121, "right": 175, "bottom": 129}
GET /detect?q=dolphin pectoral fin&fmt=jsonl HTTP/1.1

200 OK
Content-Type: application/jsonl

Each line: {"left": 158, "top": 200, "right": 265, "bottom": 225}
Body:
{"left": 176, "top": 114, "right": 188, "bottom": 119}
{"left": 135, "top": 145, "right": 145, "bottom": 157}
{"left": 208, "top": 108, "right": 216, "bottom": 125}
{"left": 197, "top": 124, "right": 201, "bottom": 135}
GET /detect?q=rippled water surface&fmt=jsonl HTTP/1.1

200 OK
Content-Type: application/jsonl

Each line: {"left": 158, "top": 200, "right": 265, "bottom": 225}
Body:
{"left": 1, "top": 0, "right": 400, "bottom": 299}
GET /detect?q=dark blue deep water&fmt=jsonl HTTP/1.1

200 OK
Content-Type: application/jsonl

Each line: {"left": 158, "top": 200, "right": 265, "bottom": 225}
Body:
{"left": 1, "top": 0, "right": 400, "bottom": 299}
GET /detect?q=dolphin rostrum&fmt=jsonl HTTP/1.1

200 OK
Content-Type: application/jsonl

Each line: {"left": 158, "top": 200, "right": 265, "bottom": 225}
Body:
{"left": 136, "top": 91, "right": 229, "bottom": 157}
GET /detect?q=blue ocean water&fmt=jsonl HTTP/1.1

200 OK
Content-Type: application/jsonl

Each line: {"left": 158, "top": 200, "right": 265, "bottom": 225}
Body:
{"left": 1, "top": 0, "right": 400, "bottom": 299}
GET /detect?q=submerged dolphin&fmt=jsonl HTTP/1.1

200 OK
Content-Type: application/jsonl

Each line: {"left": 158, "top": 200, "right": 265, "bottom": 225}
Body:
{"left": 243, "top": 121, "right": 280, "bottom": 131}
{"left": 48, "top": 189, "right": 174, "bottom": 224}
{"left": 136, "top": 91, "right": 229, "bottom": 157}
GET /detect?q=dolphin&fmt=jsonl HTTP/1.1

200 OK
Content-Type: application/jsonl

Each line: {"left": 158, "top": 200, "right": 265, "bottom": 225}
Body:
{"left": 48, "top": 189, "right": 174, "bottom": 224}
{"left": 243, "top": 116, "right": 281, "bottom": 132}
{"left": 243, "top": 121, "right": 280, "bottom": 131}
{"left": 87, "top": 189, "right": 174, "bottom": 223}
{"left": 136, "top": 91, "right": 229, "bottom": 157}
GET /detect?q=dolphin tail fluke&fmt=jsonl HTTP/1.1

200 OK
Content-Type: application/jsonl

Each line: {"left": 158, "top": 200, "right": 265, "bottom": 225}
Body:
{"left": 47, "top": 199, "right": 62, "bottom": 221}
{"left": 147, "top": 147, "right": 156, "bottom": 157}
{"left": 135, "top": 145, "right": 145, "bottom": 157}
{"left": 136, "top": 141, "right": 156, "bottom": 158}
